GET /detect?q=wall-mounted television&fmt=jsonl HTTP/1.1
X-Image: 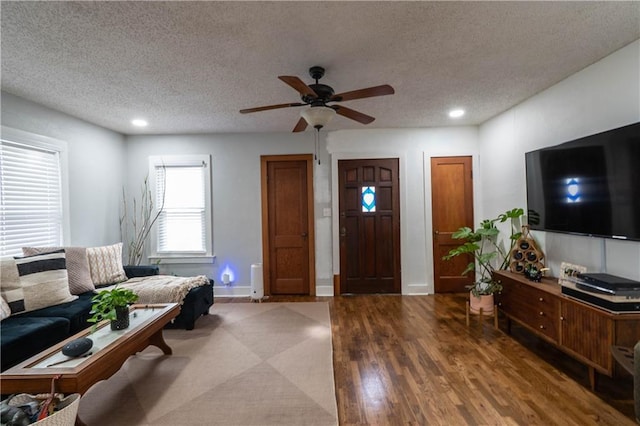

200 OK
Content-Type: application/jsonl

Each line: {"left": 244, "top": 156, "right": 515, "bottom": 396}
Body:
{"left": 525, "top": 122, "right": 640, "bottom": 241}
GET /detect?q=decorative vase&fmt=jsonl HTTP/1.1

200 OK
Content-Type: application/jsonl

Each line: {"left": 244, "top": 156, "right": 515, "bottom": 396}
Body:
{"left": 111, "top": 306, "right": 130, "bottom": 330}
{"left": 469, "top": 292, "right": 494, "bottom": 315}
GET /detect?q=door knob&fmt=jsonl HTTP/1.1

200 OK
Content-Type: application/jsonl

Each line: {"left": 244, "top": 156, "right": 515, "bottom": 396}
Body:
{"left": 301, "top": 232, "right": 308, "bottom": 238}
{"left": 340, "top": 227, "right": 346, "bottom": 237}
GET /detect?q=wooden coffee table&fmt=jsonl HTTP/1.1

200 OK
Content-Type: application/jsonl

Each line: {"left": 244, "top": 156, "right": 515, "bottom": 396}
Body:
{"left": 0, "top": 303, "right": 179, "bottom": 396}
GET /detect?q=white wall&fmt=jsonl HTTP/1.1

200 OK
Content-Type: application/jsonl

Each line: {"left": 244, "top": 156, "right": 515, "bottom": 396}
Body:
{"left": 479, "top": 40, "right": 640, "bottom": 281}
{"left": 128, "top": 127, "right": 479, "bottom": 296}
{"left": 124, "top": 132, "right": 330, "bottom": 294}
{"left": 3, "top": 38, "right": 637, "bottom": 290}
{"left": 1, "top": 92, "right": 126, "bottom": 246}
{"left": 327, "top": 127, "right": 479, "bottom": 295}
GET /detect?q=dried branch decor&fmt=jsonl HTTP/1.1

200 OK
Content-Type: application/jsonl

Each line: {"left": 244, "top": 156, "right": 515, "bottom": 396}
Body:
{"left": 120, "top": 174, "right": 165, "bottom": 266}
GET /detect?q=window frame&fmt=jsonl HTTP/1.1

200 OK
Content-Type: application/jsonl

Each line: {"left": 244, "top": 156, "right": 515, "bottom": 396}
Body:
{"left": 0, "top": 126, "right": 70, "bottom": 258}
{"left": 147, "top": 154, "right": 214, "bottom": 264}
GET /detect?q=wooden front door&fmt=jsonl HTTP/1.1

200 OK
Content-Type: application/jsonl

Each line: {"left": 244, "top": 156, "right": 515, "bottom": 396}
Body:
{"left": 261, "top": 155, "right": 315, "bottom": 295}
{"left": 431, "top": 156, "right": 474, "bottom": 293}
{"left": 338, "top": 158, "right": 401, "bottom": 294}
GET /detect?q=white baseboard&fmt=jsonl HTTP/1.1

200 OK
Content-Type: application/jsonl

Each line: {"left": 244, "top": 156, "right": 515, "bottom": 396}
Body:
{"left": 213, "top": 285, "right": 251, "bottom": 297}
{"left": 213, "top": 284, "right": 430, "bottom": 297}
{"left": 405, "top": 282, "right": 431, "bottom": 295}
{"left": 214, "top": 285, "right": 335, "bottom": 297}
{"left": 315, "top": 285, "right": 334, "bottom": 296}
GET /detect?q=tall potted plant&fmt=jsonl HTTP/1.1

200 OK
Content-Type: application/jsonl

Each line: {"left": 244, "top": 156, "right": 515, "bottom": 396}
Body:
{"left": 443, "top": 208, "right": 524, "bottom": 314}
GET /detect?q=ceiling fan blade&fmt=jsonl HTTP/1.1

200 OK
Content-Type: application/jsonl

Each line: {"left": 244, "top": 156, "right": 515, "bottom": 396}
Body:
{"left": 292, "top": 117, "right": 308, "bottom": 132}
{"left": 278, "top": 76, "right": 318, "bottom": 98}
{"left": 333, "top": 105, "right": 375, "bottom": 125}
{"left": 331, "top": 84, "right": 395, "bottom": 102}
{"left": 240, "top": 102, "right": 305, "bottom": 114}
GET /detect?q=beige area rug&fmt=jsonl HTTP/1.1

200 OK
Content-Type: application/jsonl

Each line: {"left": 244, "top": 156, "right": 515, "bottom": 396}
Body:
{"left": 78, "top": 302, "right": 338, "bottom": 426}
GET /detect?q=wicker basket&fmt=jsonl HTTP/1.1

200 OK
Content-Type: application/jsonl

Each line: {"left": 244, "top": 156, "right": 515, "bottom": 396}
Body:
{"left": 6, "top": 393, "right": 80, "bottom": 426}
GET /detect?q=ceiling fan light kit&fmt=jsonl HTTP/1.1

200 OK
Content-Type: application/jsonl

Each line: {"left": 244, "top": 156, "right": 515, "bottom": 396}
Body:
{"left": 240, "top": 65, "right": 394, "bottom": 132}
{"left": 301, "top": 106, "right": 336, "bottom": 129}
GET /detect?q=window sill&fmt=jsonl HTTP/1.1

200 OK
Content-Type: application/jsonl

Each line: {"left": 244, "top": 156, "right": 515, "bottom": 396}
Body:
{"left": 148, "top": 255, "right": 216, "bottom": 265}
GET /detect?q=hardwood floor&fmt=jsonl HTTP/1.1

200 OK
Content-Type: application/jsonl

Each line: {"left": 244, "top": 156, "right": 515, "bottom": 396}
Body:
{"left": 216, "top": 293, "right": 636, "bottom": 425}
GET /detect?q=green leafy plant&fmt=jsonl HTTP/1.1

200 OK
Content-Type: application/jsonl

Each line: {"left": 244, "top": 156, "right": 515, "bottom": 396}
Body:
{"left": 443, "top": 208, "right": 525, "bottom": 296}
{"left": 88, "top": 287, "right": 139, "bottom": 327}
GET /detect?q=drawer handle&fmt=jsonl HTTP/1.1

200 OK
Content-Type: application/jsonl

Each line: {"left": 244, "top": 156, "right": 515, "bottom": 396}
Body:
{"left": 539, "top": 325, "right": 545, "bottom": 329}
{"left": 560, "top": 316, "right": 565, "bottom": 321}
{"left": 498, "top": 302, "right": 502, "bottom": 307}
{"left": 539, "top": 297, "right": 544, "bottom": 302}
{"left": 539, "top": 311, "right": 544, "bottom": 316}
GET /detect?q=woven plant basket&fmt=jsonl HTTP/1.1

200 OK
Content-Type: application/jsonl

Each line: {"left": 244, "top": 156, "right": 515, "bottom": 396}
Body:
{"left": 6, "top": 393, "right": 80, "bottom": 426}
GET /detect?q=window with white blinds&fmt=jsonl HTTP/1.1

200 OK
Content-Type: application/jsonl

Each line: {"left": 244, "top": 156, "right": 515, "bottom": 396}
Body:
{"left": 150, "top": 155, "right": 212, "bottom": 256}
{"left": 0, "top": 137, "right": 65, "bottom": 257}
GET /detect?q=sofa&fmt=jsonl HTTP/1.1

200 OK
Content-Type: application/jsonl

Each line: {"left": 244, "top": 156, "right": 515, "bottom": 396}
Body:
{"left": 0, "top": 245, "right": 214, "bottom": 372}
{"left": 121, "top": 264, "right": 214, "bottom": 330}
{"left": 1, "top": 291, "right": 95, "bottom": 372}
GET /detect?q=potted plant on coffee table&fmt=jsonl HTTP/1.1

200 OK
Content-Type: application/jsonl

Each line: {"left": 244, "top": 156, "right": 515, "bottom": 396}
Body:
{"left": 443, "top": 208, "right": 524, "bottom": 315}
{"left": 88, "top": 287, "right": 139, "bottom": 331}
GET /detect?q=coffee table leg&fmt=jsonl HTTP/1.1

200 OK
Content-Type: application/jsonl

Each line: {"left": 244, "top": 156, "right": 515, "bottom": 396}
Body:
{"left": 148, "top": 330, "right": 173, "bottom": 355}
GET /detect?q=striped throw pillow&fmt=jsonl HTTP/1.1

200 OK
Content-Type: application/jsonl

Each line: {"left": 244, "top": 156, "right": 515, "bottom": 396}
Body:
{"left": 22, "top": 247, "right": 95, "bottom": 295}
{"left": 14, "top": 250, "right": 78, "bottom": 312}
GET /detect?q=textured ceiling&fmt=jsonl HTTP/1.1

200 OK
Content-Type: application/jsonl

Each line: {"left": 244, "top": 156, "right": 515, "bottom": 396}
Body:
{"left": 1, "top": 1, "right": 639, "bottom": 135}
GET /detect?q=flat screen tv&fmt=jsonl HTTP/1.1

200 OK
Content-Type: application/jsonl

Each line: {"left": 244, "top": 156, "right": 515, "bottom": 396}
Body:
{"left": 525, "top": 122, "right": 640, "bottom": 241}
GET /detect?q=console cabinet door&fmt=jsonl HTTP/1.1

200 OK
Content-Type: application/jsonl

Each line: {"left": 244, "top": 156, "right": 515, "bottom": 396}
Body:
{"left": 560, "top": 301, "right": 613, "bottom": 374}
{"left": 497, "top": 279, "right": 559, "bottom": 343}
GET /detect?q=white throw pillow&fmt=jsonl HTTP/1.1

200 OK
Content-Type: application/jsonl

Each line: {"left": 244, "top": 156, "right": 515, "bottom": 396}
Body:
{"left": 87, "top": 243, "right": 127, "bottom": 287}
{"left": 1, "top": 295, "right": 11, "bottom": 320}
{"left": 1, "top": 258, "right": 25, "bottom": 314}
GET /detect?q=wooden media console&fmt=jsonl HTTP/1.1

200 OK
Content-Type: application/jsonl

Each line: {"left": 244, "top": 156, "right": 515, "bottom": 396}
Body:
{"left": 494, "top": 270, "right": 640, "bottom": 390}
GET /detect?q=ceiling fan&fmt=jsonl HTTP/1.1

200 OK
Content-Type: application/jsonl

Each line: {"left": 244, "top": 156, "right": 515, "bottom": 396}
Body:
{"left": 239, "top": 66, "right": 394, "bottom": 132}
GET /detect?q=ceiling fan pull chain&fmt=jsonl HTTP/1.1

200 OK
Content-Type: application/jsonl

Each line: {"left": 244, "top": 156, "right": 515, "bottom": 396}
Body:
{"left": 314, "top": 129, "right": 320, "bottom": 165}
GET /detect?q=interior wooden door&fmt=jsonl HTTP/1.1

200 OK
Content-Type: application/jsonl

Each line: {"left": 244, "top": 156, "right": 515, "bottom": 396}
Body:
{"left": 338, "top": 158, "right": 400, "bottom": 294}
{"left": 262, "top": 155, "right": 315, "bottom": 295}
{"left": 431, "top": 156, "right": 474, "bottom": 293}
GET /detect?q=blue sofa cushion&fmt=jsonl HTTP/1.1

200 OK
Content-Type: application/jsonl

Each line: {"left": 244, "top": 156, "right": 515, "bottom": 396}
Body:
{"left": 10, "top": 291, "right": 95, "bottom": 334}
{"left": 124, "top": 265, "right": 159, "bottom": 278}
{"left": 1, "top": 316, "right": 70, "bottom": 371}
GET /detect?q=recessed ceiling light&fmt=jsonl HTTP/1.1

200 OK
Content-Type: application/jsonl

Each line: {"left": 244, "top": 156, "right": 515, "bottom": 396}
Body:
{"left": 131, "top": 119, "right": 148, "bottom": 127}
{"left": 448, "top": 109, "right": 465, "bottom": 118}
